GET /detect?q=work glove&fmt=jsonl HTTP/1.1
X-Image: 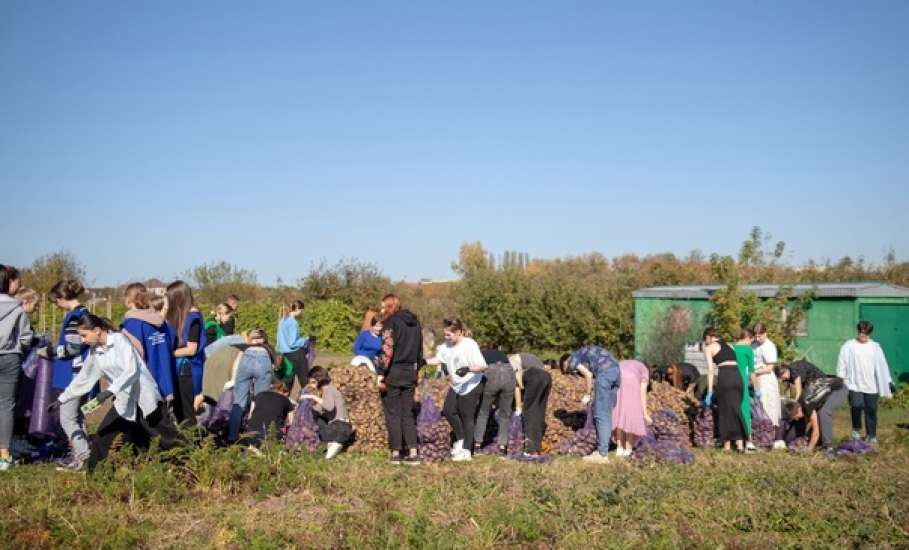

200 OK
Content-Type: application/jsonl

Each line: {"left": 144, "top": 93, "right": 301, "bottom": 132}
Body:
{"left": 704, "top": 392, "right": 714, "bottom": 407}
{"left": 455, "top": 367, "right": 470, "bottom": 377}
{"left": 47, "top": 400, "right": 61, "bottom": 413}
{"left": 754, "top": 389, "right": 762, "bottom": 400}
{"left": 514, "top": 408, "right": 523, "bottom": 416}
{"left": 95, "top": 390, "right": 114, "bottom": 404}
{"left": 581, "top": 394, "right": 591, "bottom": 406}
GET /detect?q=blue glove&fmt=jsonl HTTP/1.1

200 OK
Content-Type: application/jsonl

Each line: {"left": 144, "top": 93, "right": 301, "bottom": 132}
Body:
{"left": 754, "top": 389, "right": 762, "bottom": 399}
{"left": 704, "top": 392, "right": 714, "bottom": 407}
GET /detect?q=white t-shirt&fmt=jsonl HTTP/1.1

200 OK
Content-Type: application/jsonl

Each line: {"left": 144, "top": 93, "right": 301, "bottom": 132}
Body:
{"left": 754, "top": 339, "right": 778, "bottom": 371}
{"left": 435, "top": 337, "right": 486, "bottom": 396}
{"left": 850, "top": 341, "right": 879, "bottom": 394}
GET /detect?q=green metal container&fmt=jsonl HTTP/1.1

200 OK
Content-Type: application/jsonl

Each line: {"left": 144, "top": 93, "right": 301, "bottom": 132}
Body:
{"left": 633, "top": 283, "right": 909, "bottom": 384}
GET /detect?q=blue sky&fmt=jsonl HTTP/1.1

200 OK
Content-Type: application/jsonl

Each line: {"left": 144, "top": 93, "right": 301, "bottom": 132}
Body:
{"left": 2, "top": 1, "right": 907, "bottom": 286}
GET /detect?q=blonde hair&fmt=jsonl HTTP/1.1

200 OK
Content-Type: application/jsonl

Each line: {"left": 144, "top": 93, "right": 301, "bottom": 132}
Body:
{"left": 15, "top": 287, "right": 39, "bottom": 309}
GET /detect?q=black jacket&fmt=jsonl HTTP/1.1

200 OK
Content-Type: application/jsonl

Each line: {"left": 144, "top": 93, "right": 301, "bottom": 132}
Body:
{"left": 377, "top": 309, "right": 423, "bottom": 378}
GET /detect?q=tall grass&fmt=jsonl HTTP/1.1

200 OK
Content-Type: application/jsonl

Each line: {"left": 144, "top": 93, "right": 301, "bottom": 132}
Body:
{"left": 2, "top": 410, "right": 908, "bottom": 549}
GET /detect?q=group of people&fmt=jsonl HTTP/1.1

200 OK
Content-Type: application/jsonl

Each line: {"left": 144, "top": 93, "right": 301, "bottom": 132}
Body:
{"left": 351, "top": 296, "right": 556, "bottom": 464}
{"left": 0, "top": 262, "right": 897, "bottom": 472}
{"left": 698, "top": 322, "right": 892, "bottom": 457}
{"left": 0, "top": 265, "right": 354, "bottom": 471}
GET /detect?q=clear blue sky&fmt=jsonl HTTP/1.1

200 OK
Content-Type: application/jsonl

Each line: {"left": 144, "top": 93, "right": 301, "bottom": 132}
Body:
{"left": 2, "top": 1, "right": 907, "bottom": 286}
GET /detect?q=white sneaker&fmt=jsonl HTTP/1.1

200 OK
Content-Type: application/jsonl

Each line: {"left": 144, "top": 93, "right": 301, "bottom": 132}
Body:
{"left": 0, "top": 459, "right": 12, "bottom": 472}
{"left": 582, "top": 452, "right": 609, "bottom": 464}
{"left": 325, "top": 442, "right": 343, "bottom": 459}
{"left": 851, "top": 431, "right": 862, "bottom": 441}
{"left": 451, "top": 440, "right": 464, "bottom": 457}
{"left": 452, "top": 449, "right": 472, "bottom": 462}
{"left": 772, "top": 440, "right": 787, "bottom": 450}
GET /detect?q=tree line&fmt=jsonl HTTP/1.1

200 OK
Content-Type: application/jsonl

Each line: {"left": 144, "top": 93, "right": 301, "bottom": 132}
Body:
{"left": 13, "top": 227, "right": 909, "bottom": 357}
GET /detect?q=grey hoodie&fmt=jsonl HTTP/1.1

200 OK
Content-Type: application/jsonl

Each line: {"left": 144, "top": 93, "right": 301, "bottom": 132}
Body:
{"left": 0, "top": 294, "right": 34, "bottom": 356}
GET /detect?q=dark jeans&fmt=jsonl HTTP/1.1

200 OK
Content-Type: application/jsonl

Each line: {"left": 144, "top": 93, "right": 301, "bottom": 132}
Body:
{"left": 473, "top": 364, "right": 516, "bottom": 448}
{"left": 381, "top": 364, "right": 418, "bottom": 453}
{"left": 522, "top": 368, "right": 551, "bottom": 453}
{"left": 442, "top": 383, "right": 483, "bottom": 451}
{"left": 849, "top": 391, "right": 879, "bottom": 438}
{"left": 89, "top": 403, "right": 182, "bottom": 470}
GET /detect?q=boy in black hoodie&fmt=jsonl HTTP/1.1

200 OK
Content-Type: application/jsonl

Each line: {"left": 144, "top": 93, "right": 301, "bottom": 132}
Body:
{"left": 376, "top": 294, "right": 423, "bottom": 465}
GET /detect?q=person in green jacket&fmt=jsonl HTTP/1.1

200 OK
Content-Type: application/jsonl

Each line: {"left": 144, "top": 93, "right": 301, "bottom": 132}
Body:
{"left": 734, "top": 328, "right": 757, "bottom": 452}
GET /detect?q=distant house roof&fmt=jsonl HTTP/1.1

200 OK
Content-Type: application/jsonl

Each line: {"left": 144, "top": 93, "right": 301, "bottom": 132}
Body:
{"left": 632, "top": 282, "right": 909, "bottom": 300}
{"left": 144, "top": 278, "right": 166, "bottom": 288}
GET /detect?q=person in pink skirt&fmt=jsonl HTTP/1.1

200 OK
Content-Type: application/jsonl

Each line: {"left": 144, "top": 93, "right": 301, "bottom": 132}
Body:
{"left": 612, "top": 360, "right": 652, "bottom": 458}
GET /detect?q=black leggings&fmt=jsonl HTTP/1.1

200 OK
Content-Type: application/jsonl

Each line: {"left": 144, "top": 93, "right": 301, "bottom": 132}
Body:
{"left": 716, "top": 366, "right": 746, "bottom": 443}
{"left": 89, "top": 403, "right": 182, "bottom": 470}
{"left": 285, "top": 348, "right": 309, "bottom": 391}
{"left": 522, "top": 368, "right": 552, "bottom": 453}
{"left": 442, "top": 383, "right": 483, "bottom": 450}
{"left": 173, "top": 370, "right": 197, "bottom": 426}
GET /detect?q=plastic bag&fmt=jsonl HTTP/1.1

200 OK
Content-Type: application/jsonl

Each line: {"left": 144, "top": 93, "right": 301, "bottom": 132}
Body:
{"left": 692, "top": 406, "right": 715, "bottom": 448}
{"left": 506, "top": 414, "right": 526, "bottom": 458}
{"left": 633, "top": 428, "right": 695, "bottom": 466}
{"left": 559, "top": 405, "right": 597, "bottom": 456}
{"left": 29, "top": 356, "right": 63, "bottom": 439}
{"left": 651, "top": 409, "right": 686, "bottom": 444}
{"left": 15, "top": 351, "right": 38, "bottom": 421}
{"left": 285, "top": 399, "right": 321, "bottom": 452}
{"left": 750, "top": 398, "right": 775, "bottom": 449}
{"left": 835, "top": 440, "right": 874, "bottom": 457}
{"left": 417, "top": 395, "right": 449, "bottom": 462}
{"left": 204, "top": 390, "right": 234, "bottom": 434}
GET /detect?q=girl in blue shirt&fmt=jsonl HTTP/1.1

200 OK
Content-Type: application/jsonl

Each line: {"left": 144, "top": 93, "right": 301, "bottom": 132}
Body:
{"left": 351, "top": 317, "right": 383, "bottom": 373}
{"left": 277, "top": 300, "right": 309, "bottom": 394}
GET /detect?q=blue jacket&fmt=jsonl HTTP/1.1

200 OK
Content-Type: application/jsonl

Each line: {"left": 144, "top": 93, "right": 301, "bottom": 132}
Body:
{"left": 277, "top": 316, "right": 308, "bottom": 354}
{"left": 352, "top": 330, "right": 382, "bottom": 359}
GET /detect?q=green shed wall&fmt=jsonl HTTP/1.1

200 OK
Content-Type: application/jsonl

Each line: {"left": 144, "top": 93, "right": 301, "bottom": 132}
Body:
{"left": 633, "top": 298, "right": 711, "bottom": 361}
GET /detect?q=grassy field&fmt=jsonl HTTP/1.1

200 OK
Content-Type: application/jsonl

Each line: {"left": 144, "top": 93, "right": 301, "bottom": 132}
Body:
{"left": 2, "top": 408, "right": 908, "bottom": 549}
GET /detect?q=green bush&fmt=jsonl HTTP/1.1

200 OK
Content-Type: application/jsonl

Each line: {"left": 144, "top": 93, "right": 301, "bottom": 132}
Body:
{"left": 299, "top": 299, "right": 359, "bottom": 354}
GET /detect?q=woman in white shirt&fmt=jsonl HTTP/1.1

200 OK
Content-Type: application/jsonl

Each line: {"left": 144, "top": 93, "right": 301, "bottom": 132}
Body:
{"left": 48, "top": 313, "right": 181, "bottom": 471}
{"left": 426, "top": 319, "right": 486, "bottom": 462}
{"left": 752, "top": 324, "right": 784, "bottom": 449}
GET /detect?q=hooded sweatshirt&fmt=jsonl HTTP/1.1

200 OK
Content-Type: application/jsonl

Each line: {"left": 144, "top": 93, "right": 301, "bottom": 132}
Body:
{"left": 376, "top": 309, "right": 423, "bottom": 379}
{"left": 121, "top": 309, "right": 176, "bottom": 400}
{"left": 0, "top": 294, "right": 34, "bottom": 356}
